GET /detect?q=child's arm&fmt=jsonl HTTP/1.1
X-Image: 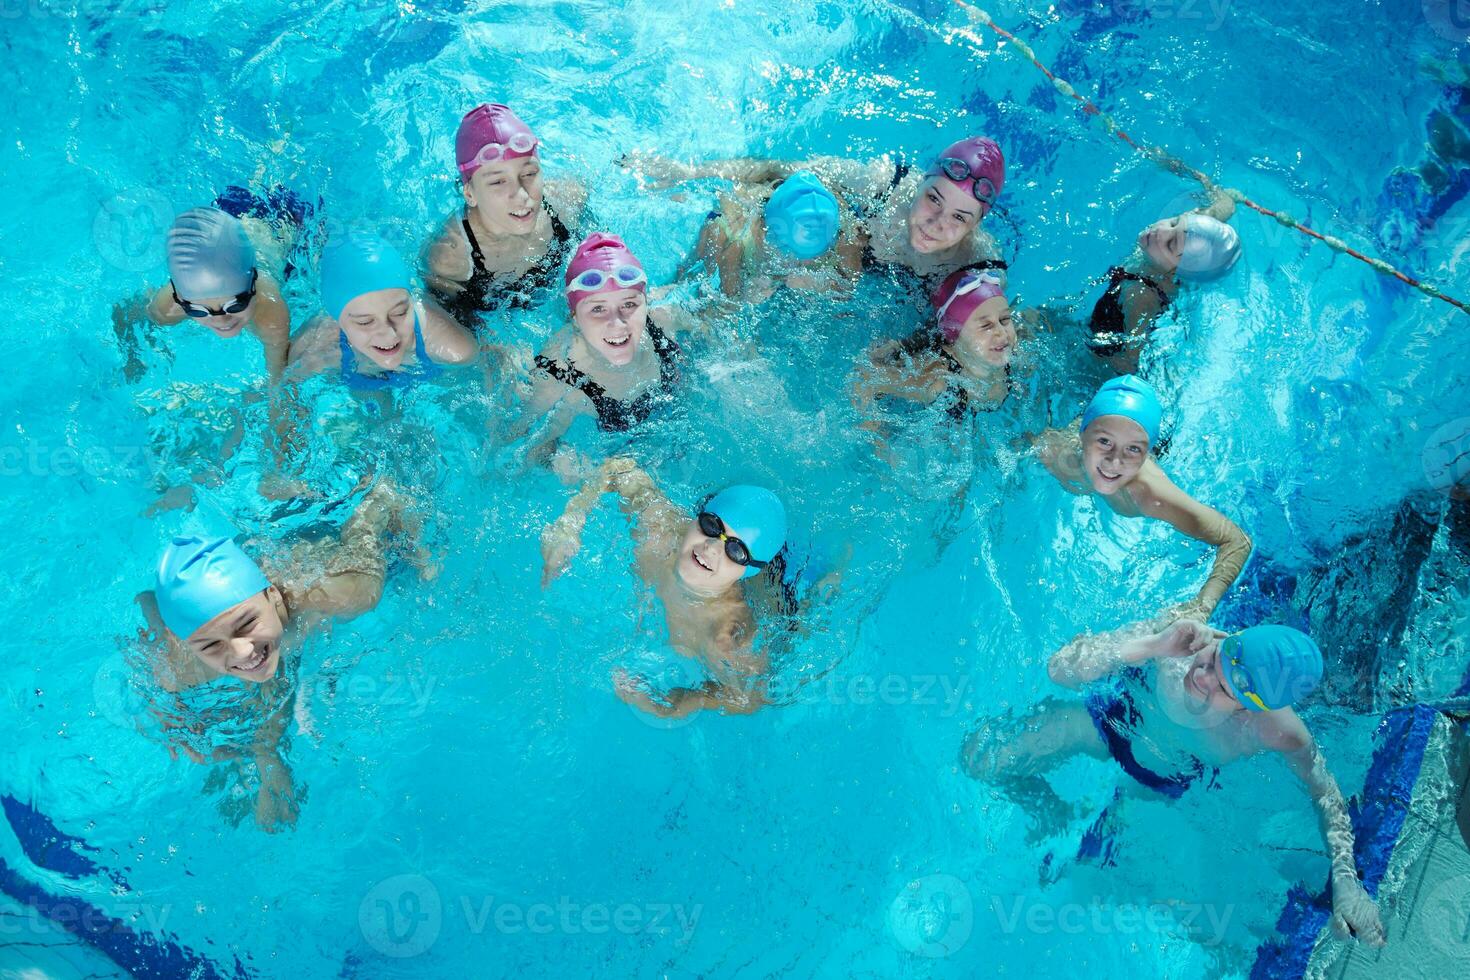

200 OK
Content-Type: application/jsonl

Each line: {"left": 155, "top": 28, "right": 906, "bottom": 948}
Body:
{"left": 1134, "top": 465, "right": 1253, "bottom": 621}
{"left": 618, "top": 152, "right": 893, "bottom": 201}
{"left": 421, "top": 219, "right": 473, "bottom": 299}
{"left": 615, "top": 674, "right": 766, "bottom": 718}
{"left": 420, "top": 299, "right": 479, "bottom": 366}
{"left": 249, "top": 695, "right": 299, "bottom": 832}
{"left": 250, "top": 276, "right": 293, "bottom": 384}
{"left": 1048, "top": 618, "right": 1216, "bottom": 688}
{"left": 614, "top": 617, "right": 766, "bottom": 718}
{"left": 278, "top": 484, "right": 409, "bottom": 617}
{"left": 114, "top": 289, "right": 174, "bottom": 381}
{"left": 1268, "top": 719, "right": 1386, "bottom": 947}
{"left": 541, "top": 458, "right": 674, "bottom": 585}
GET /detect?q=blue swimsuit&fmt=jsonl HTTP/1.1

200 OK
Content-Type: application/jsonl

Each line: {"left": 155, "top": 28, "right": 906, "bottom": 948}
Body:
{"left": 1084, "top": 667, "right": 1217, "bottom": 799}
{"left": 338, "top": 303, "right": 443, "bottom": 392}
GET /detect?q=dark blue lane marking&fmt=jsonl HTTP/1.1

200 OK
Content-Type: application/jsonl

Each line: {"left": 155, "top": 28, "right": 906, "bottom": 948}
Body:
{"left": 1, "top": 795, "right": 105, "bottom": 880}
{"left": 1249, "top": 701, "right": 1446, "bottom": 978}
{"left": 1, "top": 796, "right": 251, "bottom": 978}
{"left": 0, "top": 858, "right": 251, "bottom": 979}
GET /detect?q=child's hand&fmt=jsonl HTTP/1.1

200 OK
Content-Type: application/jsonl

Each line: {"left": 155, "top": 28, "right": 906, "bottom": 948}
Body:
{"left": 612, "top": 669, "right": 664, "bottom": 715}
{"left": 253, "top": 751, "right": 299, "bottom": 833}
{"left": 1157, "top": 619, "right": 1224, "bottom": 658}
{"left": 1330, "top": 877, "right": 1386, "bottom": 947}
{"left": 617, "top": 151, "right": 691, "bottom": 190}
{"left": 540, "top": 516, "right": 585, "bottom": 588}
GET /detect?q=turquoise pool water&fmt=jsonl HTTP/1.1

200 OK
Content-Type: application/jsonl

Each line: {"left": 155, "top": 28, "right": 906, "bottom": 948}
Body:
{"left": 2, "top": 1, "right": 1469, "bottom": 977}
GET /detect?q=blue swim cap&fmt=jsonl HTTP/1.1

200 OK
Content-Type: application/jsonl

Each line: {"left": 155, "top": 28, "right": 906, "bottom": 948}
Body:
{"left": 155, "top": 536, "right": 271, "bottom": 640}
{"left": 706, "top": 485, "right": 788, "bottom": 579}
{"left": 319, "top": 230, "right": 412, "bottom": 321}
{"left": 1080, "top": 374, "right": 1163, "bottom": 446}
{"left": 764, "top": 171, "right": 840, "bottom": 261}
{"left": 1218, "top": 625, "right": 1324, "bottom": 712}
{"left": 167, "top": 207, "right": 256, "bottom": 298}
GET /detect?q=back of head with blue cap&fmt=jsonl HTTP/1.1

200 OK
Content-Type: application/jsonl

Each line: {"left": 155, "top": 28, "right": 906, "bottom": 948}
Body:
{"left": 764, "top": 171, "right": 841, "bottom": 261}
{"left": 1080, "top": 374, "right": 1163, "bottom": 447}
{"left": 705, "top": 485, "right": 788, "bottom": 579}
{"left": 167, "top": 207, "right": 256, "bottom": 299}
{"left": 155, "top": 536, "right": 271, "bottom": 640}
{"left": 1219, "top": 625, "right": 1324, "bottom": 711}
{"left": 319, "top": 230, "right": 412, "bottom": 322}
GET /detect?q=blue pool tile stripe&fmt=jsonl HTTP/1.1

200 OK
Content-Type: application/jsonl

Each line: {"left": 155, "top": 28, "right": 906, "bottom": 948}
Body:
{"left": 0, "top": 795, "right": 104, "bottom": 880}
{"left": 1248, "top": 703, "right": 1439, "bottom": 979}
{"left": 0, "top": 857, "right": 251, "bottom": 979}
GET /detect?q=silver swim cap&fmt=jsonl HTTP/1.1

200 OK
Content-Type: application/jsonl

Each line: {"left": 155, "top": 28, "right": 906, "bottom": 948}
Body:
{"left": 1178, "top": 214, "right": 1241, "bottom": 281}
{"left": 166, "top": 207, "right": 256, "bottom": 298}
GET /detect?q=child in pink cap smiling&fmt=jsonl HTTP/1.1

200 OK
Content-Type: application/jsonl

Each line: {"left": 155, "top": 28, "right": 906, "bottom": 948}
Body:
{"left": 853, "top": 266, "right": 1023, "bottom": 435}
{"left": 423, "top": 103, "right": 588, "bottom": 328}
{"left": 512, "top": 233, "right": 688, "bottom": 467}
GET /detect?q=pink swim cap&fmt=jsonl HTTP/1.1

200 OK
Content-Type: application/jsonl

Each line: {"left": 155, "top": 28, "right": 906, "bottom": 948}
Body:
{"left": 928, "top": 136, "right": 1006, "bottom": 212}
{"left": 564, "top": 233, "right": 646, "bottom": 313}
{"left": 932, "top": 266, "right": 1006, "bottom": 341}
{"left": 455, "top": 103, "right": 538, "bottom": 178}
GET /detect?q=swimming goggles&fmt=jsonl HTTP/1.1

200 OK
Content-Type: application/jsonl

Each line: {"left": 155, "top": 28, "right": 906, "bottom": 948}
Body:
{"left": 696, "top": 511, "right": 768, "bottom": 569}
{"left": 565, "top": 265, "right": 647, "bottom": 294}
{"left": 458, "top": 133, "right": 539, "bottom": 174}
{"left": 172, "top": 268, "right": 258, "bottom": 318}
{"left": 934, "top": 269, "right": 1002, "bottom": 324}
{"left": 935, "top": 157, "right": 998, "bottom": 209}
{"left": 1222, "top": 637, "right": 1268, "bottom": 710}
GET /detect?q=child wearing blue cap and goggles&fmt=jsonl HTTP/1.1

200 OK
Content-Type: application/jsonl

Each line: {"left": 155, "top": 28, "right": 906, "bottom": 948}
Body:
{"left": 963, "top": 619, "right": 1384, "bottom": 948}
{"left": 541, "top": 457, "right": 799, "bottom": 720}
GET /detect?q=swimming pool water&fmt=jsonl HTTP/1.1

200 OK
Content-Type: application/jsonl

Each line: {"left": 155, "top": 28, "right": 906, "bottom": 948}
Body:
{"left": 3, "top": 1, "right": 1470, "bottom": 977}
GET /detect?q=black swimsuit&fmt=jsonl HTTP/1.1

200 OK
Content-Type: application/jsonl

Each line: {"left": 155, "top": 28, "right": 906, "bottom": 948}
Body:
{"left": 1087, "top": 266, "right": 1171, "bottom": 357}
{"left": 534, "top": 321, "right": 681, "bottom": 433}
{"left": 438, "top": 203, "right": 573, "bottom": 326}
{"left": 891, "top": 329, "right": 1013, "bottom": 421}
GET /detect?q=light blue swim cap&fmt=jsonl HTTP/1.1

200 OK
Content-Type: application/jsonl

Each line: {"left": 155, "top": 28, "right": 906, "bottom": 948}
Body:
{"left": 319, "top": 230, "right": 412, "bottom": 321}
{"left": 764, "top": 171, "right": 840, "bottom": 261}
{"left": 1080, "top": 374, "right": 1163, "bottom": 446}
{"left": 167, "top": 207, "right": 256, "bottom": 298}
{"left": 706, "top": 485, "right": 788, "bottom": 579}
{"left": 155, "top": 536, "right": 271, "bottom": 640}
{"left": 1218, "top": 625, "right": 1324, "bottom": 712}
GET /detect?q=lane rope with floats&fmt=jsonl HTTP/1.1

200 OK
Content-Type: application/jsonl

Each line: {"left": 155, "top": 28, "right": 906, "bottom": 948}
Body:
{"left": 951, "top": 1, "right": 1470, "bottom": 315}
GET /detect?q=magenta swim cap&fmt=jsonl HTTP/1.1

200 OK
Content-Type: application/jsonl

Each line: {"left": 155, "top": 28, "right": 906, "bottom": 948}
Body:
{"left": 928, "top": 136, "right": 1006, "bottom": 212}
{"left": 932, "top": 266, "right": 1006, "bottom": 341}
{"left": 456, "top": 103, "right": 538, "bottom": 178}
{"left": 564, "top": 233, "right": 646, "bottom": 313}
